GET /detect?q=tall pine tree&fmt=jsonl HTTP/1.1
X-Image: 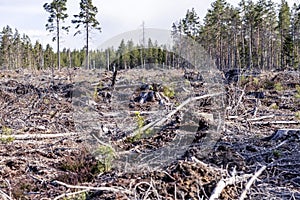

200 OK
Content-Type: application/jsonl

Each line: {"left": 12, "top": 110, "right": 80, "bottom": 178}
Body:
{"left": 72, "top": 0, "right": 101, "bottom": 69}
{"left": 43, "top": 0, "right": 69, "bottom": 71}
{"left": 279, "top": 0, "right": 292, "bottom": 69}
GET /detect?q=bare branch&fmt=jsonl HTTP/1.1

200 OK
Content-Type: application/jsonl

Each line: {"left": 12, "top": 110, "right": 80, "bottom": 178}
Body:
{"left": 239, "top": 165, "right": 267, "bottom": 200}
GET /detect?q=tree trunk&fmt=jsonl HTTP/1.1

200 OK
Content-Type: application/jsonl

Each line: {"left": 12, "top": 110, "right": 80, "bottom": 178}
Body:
{"left": 86, "top": 23, "right": 89, "bottom": 70}
{"left": 57, "top": 18, "right": 61, "bottom": 71}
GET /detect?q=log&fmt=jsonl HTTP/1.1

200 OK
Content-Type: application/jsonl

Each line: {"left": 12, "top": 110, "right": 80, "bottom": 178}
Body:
{"left": 262, "top": 129, "right": 300, "bottom": 141}
{"left": 123, "top": 92, "right": 223, "bottom": 141}
{"left": 239, "top": 165, "right": 267, "bottom": 200}
{"left": 52, "top": 180, "right": 132, "bottom": 195}
{"left": 0, "top": 132, "right": 80, "bottom": 140}
{"left": 209, "top": 174, "right": 251, "bottom": 200}
{"left": 251, "top": 121, "right": 300, "bottom": 125}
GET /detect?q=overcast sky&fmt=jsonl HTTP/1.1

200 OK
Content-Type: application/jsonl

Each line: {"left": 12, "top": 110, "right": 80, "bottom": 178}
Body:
{"left": 0, "top": 0, "right": 296, "bottom": 50}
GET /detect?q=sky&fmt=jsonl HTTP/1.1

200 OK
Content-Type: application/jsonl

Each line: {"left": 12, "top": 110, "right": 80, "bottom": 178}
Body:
{"left": 0, "top": 0, "right": 297, "bottom": 51}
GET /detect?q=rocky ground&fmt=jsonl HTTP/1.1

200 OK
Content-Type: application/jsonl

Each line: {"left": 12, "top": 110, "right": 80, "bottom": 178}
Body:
{"left": 0, "top": 68, "right": 299, "bottom": 200}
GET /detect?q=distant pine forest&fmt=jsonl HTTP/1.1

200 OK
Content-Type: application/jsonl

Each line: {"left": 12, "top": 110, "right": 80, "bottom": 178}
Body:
{"left": 1, "top": 0, "right": 300, "bottom": 71}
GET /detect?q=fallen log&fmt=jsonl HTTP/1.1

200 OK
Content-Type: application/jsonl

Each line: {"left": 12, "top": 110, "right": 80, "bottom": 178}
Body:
{"left": 0, "top": 132, "right": 80, "bottom": 140}
{"left": 122, "top": 92, "right": 223, "bottom": 141}
{"left": 239, "top": 165, "right": 267, "bottom": 200}
{"left": 251, "top": 121, "right": 300, "bottom": 125}
{"left": 262, "top": 129, "right": 300, "bottom": 141}
{"left": 209, "top": 174, "right": 252, "bottom": 200}
{"left": 52, "top": 180, "right": 132, "bottom": 200}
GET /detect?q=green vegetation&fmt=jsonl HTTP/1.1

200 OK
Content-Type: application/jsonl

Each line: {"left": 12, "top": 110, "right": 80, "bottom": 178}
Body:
{"left": 239, "top": 75, "right": 248, "bottom": 86}
{"left": 295, "top": 85, "right": 300, "bottom": 99}
{"left": 270, "top": 103, "right": 279, "bottom": 110}
{"left": 58, "top": 148, "right": 106, "bottom": 184}
{"left": 253, "top": 77, "right": 259, "bottom": 86}
{"left": 295, "top": 111, "right": 300, "bottom": 120}
{"left": 0, "top": 126, "right": 14, "bottom": 143}
{"left": 63, "top": 192, "right": 87, "bottom": 200}
{"left": 273, "top": 150, "right": 281, "bottom": 158}
{"left": 126, "top": 111, "right": 153, "bottom": 143}
{"left": 274, "top": 82, "right": 284, "bottom": 91}
{"left": 94, "top": 145, "right": 116, "bottom": 172}
{"left": 2, "top": 126, "right": 12, "bottom": 135}
{"left": 0, "top": 136, "right": 15, "bottom": 144}
{"left": 163, "top": 85, "right": 175, "bottom": 98}
{"left": 135, "top": 111, "right": 145, "bottom": 130}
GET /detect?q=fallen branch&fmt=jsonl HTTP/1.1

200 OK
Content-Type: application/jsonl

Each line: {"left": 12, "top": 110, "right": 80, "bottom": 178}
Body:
{"left": 0, "top": 189, "right": 12, "bottom": 200}
{"left": 232, "top": 86, "right": 245, "bottom": 114}
{"left": 123, "top": 92, "right": 223, "bottom": 141}
{"left": 209, "top": 174, "right": 251, "bottom": 200}
{"left": 54, "top": 189, "right": 89, "bottom": 200}
{"left": 246, "top": 115, "right": 275, "bottom": 122}
{"left": 191, "top": 156, "right": 226, "bottom": 174}
{"left": 251, "top": 120, "right": 300, "bottom": 125}
{"left": 52, "top": 180, "right": 132, "bottom": 197}
{"left": 0, "top": 132, "right": 79, "bottom": 140}
{"left": 239, "top": 165, "right": 267, "bottom": 200}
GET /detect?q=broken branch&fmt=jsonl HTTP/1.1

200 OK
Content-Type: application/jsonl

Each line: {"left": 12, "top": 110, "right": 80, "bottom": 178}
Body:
{"left": 239, "top": 165, "right": 267, "bottom": 200}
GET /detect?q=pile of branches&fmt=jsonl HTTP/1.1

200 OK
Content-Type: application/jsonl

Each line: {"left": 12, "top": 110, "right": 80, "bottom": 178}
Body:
{"left": 0, "top": 70, "right": 74, "bottom": 135}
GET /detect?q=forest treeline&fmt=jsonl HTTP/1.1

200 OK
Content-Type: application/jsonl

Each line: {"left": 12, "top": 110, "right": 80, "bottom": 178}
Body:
{"left": 0, "top": 0, "right": 299, "bottom": 71}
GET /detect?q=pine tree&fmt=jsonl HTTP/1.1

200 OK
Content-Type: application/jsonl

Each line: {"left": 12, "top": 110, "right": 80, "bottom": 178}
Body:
{"left": 72, "top": 0, "right": 101, "bottom": 69}
{"left": 43, "top": 0, "right": 69, "bottom": 71}
{"left": 279, "top": 0, "right": 292, "bottom": 69}
{"left": 0, "top": 26, "right": 13, "bottom": 69}
{"left": 33, "top": 41, "right": 44, "bottom": 70}
{"left": 44, "top": 44, "right": 55, "bottom": 69}
{"left": 202, "top": 0, "right": 229, "bottom": 69}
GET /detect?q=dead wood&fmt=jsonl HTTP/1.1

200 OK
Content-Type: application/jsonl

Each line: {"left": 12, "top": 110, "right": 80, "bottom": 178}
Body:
{"left": 251, "top": 120, "right": 300, "bottom": 125}
{"left": 1, "top": 69, "right": 299, "bottom": 199}
{"left": 52, "top": 180, "right": 133, "bottom": 195}
{"left": 209, "top": 174, "right": 252, "bottom": 200}
{"left": 123, "top": 92, "right": 223, "bottom": 141}
{"left": 262, "top": 129, "right": 300, "bottom": 141}
{"left": 239, "top": 165, "right": 267, "bottom": 200}
{"left": 0, "top": 132, "right": 79, "bottom": 140}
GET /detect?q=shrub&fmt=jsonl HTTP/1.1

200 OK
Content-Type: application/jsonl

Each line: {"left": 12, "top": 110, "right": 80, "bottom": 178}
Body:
{"left": 0, "top": 126, "right": 14, "bottom": 143}
{"left": 94, "top": 145, "right": 116, "bottom": 172}
{"left": 295, "top": 111, "right": 300, "bottom": 120}
{"left": 162, "top": 85, "right": 175, "bottom": 98}
{"left": 274, "top": 82, "right": 283, "bottom": 91}
{"left": 270, "top": 103, "right": 279, "bottom": 110}
{"left": 253, "top": 77, "right": 259, "bottom": 86}
{"left": 295, "top": 85, "right": 300, "bottom": 99}
{"left": 58, "top": 148, "right": 105, "bottom": 185}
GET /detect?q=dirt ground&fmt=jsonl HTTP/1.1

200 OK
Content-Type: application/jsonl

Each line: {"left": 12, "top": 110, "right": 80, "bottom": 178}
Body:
{"left": 0, "top": 68, "right": 299, "bottom": 200}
